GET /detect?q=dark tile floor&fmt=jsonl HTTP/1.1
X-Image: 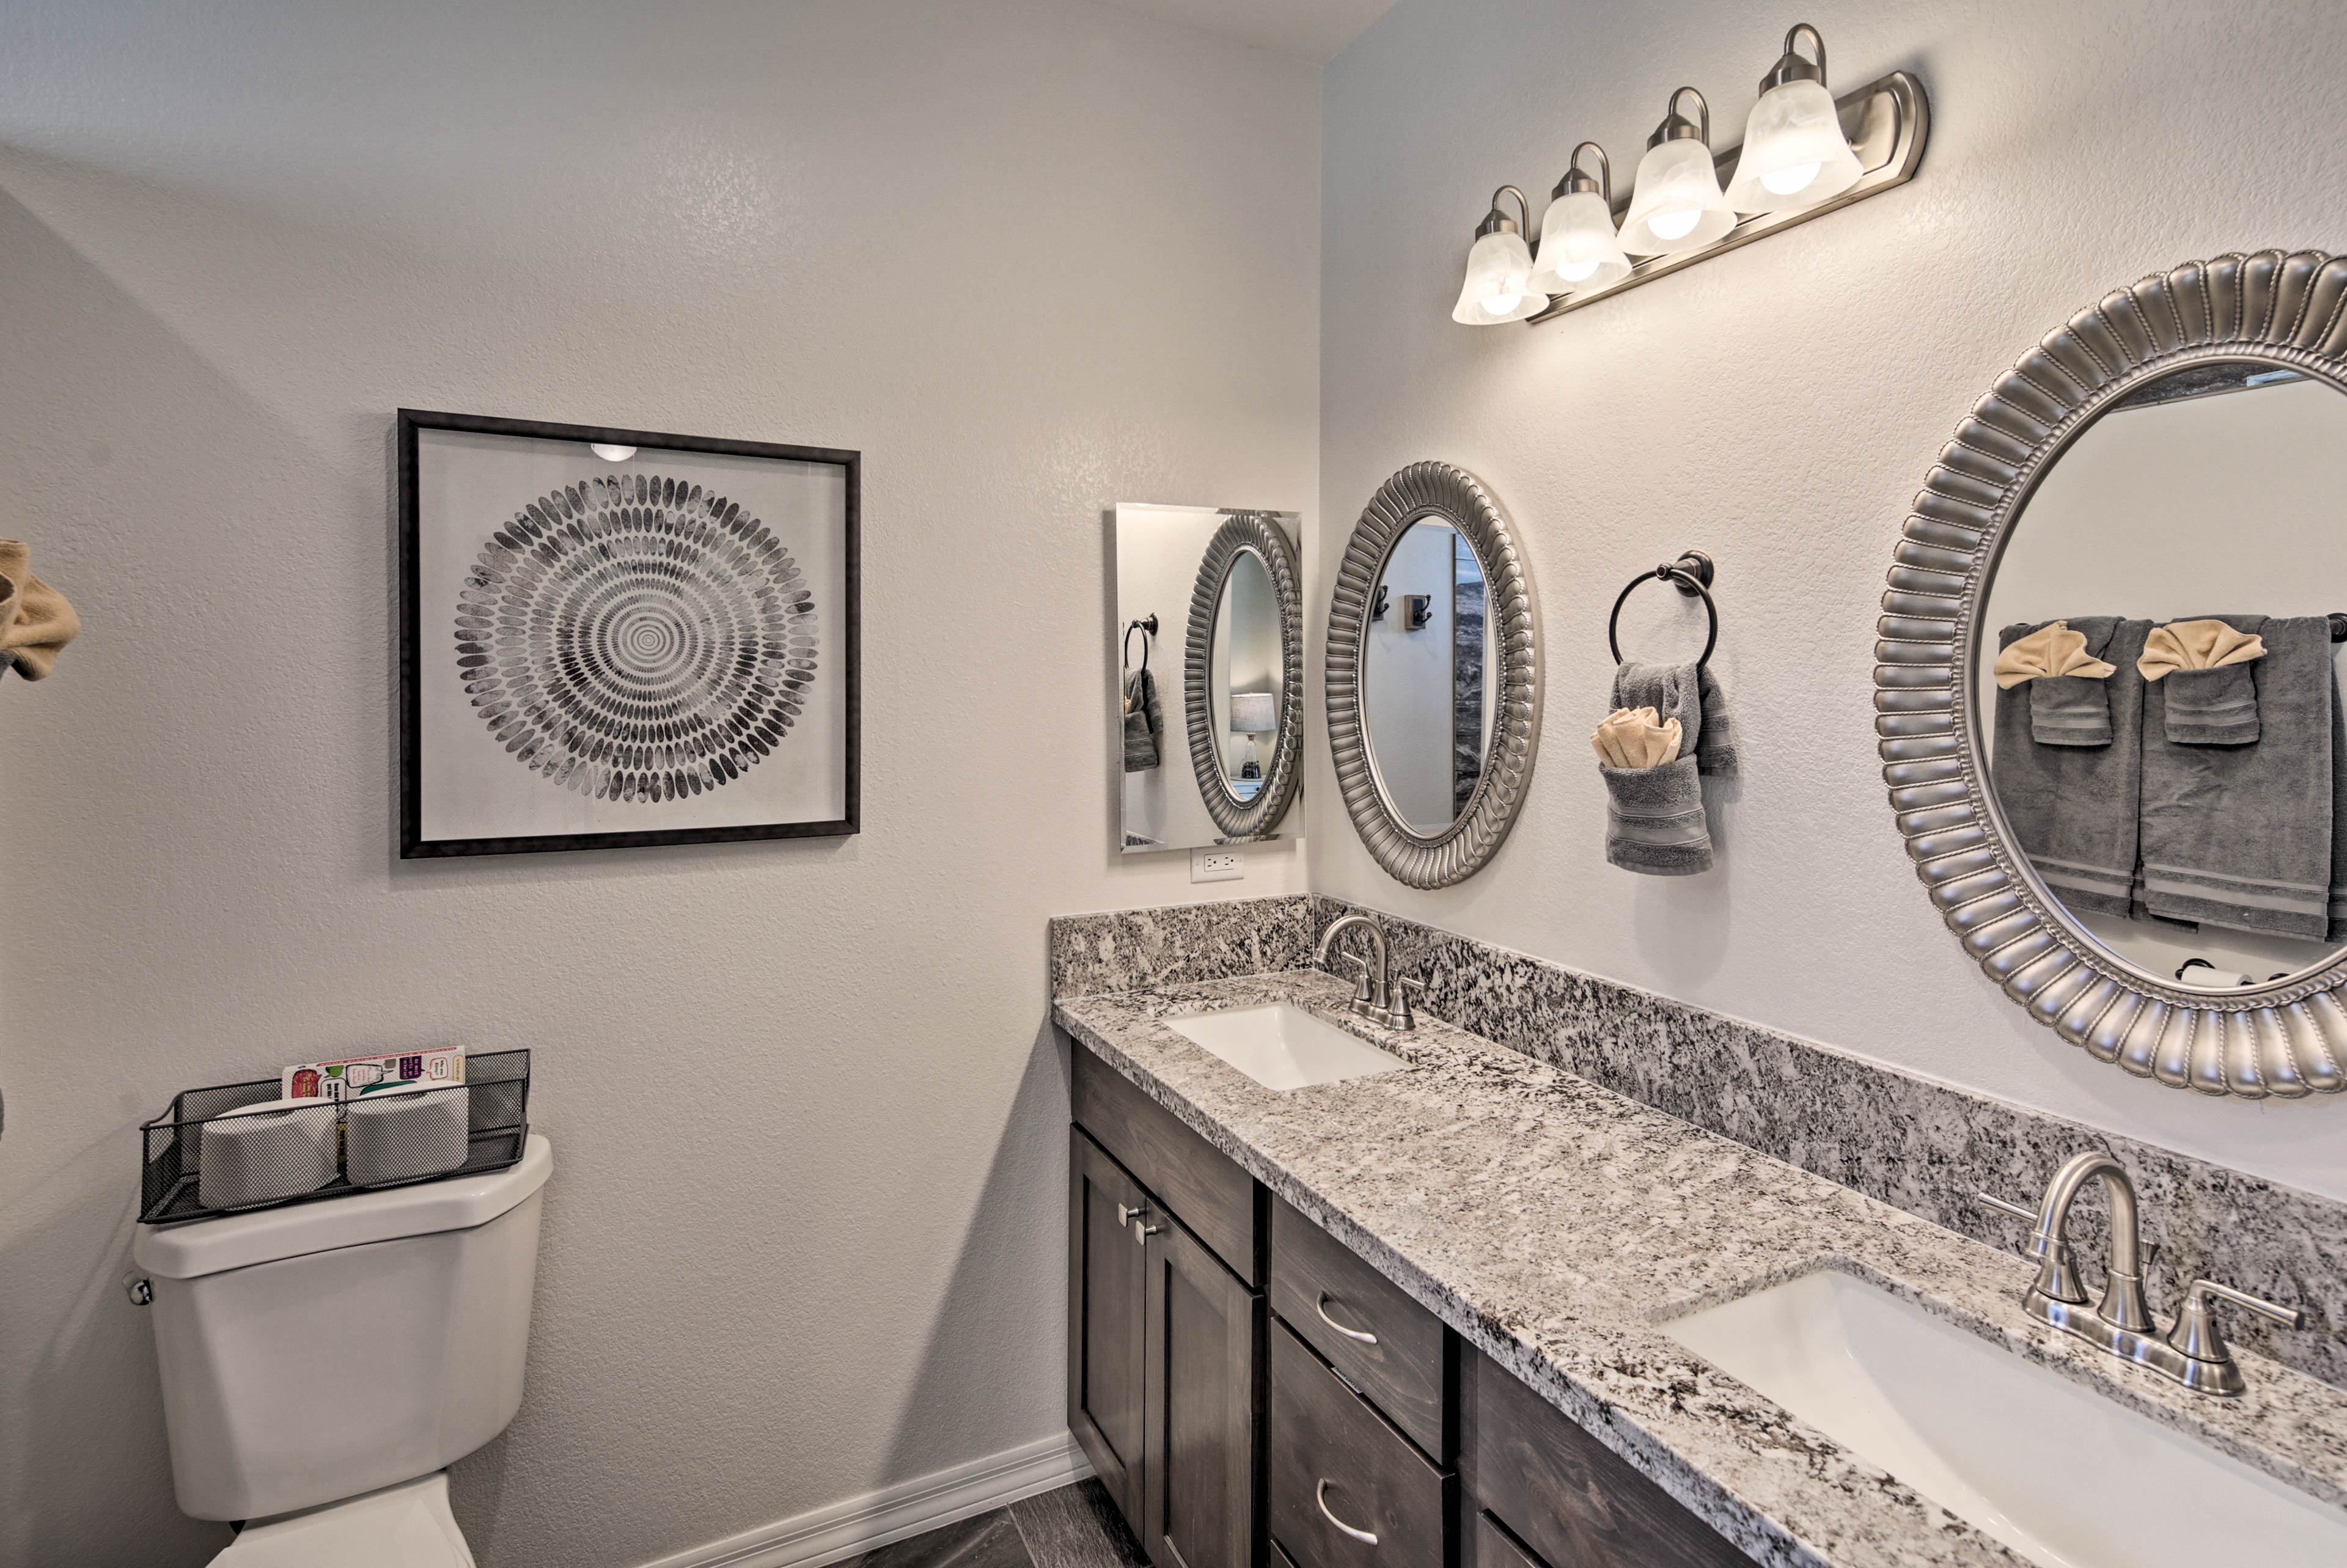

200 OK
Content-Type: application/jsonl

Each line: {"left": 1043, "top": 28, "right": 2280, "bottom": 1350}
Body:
{"left": 836, "top": 1481, "right": 1146, "bottom": 1568}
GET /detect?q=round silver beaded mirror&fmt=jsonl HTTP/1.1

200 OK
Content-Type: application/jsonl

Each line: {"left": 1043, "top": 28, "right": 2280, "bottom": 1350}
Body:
{"left": 1329, "top": 461, "right": 1541, "bottom": 888}
{"left": 1183, "top": 512, "right": 1304, "bottom": 840}
{"left": 1880, "top": 250, "right": 2347, "bottom": 1098}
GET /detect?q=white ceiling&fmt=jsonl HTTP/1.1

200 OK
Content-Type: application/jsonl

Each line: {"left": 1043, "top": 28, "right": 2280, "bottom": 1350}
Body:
{"left": 1095, "top": 0, "right": 1397, "bottom": 64}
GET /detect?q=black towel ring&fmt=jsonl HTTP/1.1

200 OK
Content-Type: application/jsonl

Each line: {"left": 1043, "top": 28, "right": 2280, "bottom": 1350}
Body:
{"left": 1123, "top": 614, "right": 1159, "bottom": 673}
{"left": 1608, "top": 551, "right": 1718, "bottom": 668}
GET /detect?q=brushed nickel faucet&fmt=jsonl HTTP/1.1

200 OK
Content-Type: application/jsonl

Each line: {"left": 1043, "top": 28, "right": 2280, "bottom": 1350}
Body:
{"left": 1313, "top": 914, "right": 1416, "bottom": 1031}
{"left": 1980, "top": 1151, "right": 2302, "bottom": 1396}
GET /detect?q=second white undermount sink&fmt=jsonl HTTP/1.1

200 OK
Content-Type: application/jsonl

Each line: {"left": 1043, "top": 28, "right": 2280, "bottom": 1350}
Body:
{"left": 1166, "top": 1002, "right": 1408, "bottom": 1091}
{"left": 1663, "top": 1269, "right": 2347, "bottom": 1568}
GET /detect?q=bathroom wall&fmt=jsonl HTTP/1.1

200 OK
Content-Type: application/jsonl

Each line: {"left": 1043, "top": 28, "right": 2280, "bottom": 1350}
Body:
{"left": 0, "top": 4, "right": 1313, "bottom": 1565}
{"left": 1317, "top": 0, "right": 2347, "bottom": 1200}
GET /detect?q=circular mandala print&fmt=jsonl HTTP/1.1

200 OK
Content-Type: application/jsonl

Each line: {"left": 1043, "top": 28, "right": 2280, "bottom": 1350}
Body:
{"left": 454, "top": 472, "right": 818, "bottom": 804}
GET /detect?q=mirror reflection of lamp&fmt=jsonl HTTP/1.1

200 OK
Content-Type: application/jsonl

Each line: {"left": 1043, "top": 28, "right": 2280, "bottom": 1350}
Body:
{"left": 1227, "top": 691, "right": 1277, "bottom": 780}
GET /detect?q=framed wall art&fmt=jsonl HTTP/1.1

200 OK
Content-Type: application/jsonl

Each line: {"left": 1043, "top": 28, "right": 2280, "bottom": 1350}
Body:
{"left": 399, "top": 409, "right": 859, "bottom": 857}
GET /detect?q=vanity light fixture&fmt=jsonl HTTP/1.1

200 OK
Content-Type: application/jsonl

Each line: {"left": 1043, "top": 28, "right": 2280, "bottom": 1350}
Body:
{"left": 589, "top": 444, "right": 637, "bottom": 462}
{"left": 1464, "top": 25, "right": 1926, "bottom": 324}
{"left": 1450, "top": 186, "right": 1548, "bottom": 326}
{"left": 1723, "top": 24, "right": 1864, "bottom": 214}
{"left": 1527, "top": 143, "right": 1631, "bottom": 296}
{"left": 1618, "top": 88, "right": 1736, "bottom": 257}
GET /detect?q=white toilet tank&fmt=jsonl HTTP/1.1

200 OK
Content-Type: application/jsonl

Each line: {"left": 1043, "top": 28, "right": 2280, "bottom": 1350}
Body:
{"left": 134, "top": 1134, "right": 553, "bottom": 1522}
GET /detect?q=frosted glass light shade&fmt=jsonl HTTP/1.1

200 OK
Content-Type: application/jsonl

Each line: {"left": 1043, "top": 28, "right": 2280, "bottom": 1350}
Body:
{"left": 1528, "top": 191, "right": 1631, "bottom": 295}
{"left": 1724, "top": 78, "right": 1864, "bottom": 214}
{"left": 1450, "top": 231, "right": 1547, "bottom": 325}
{"left": 1620, "top": 139, "right": 1736, "bottom": 256}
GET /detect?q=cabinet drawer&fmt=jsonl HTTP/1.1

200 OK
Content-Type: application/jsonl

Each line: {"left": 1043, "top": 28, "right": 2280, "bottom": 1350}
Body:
{"left": 1469, "top": 1511, "right": 1545, "bottom": 1568}
{"left": 1073, "top": 1047, "right": 1260, "bottom": 1284}
{"left": 1461, "top": 1347, "right": 1746, "bottom": 1568}
{"left": 1270, "top": 1197, "right": 1449, "bottom": 1458}
{"left": 1269, "top": 1321, "right": 1449, "bottom": 1568}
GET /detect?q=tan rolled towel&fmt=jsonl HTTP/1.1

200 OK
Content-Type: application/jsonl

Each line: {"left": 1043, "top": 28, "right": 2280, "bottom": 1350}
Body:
{"left": 1590, "top": 706, "right": 1683, "bottom": 769}
{"left": 0, "top": 540, "right": 80, "bottom": 681}
{"left": 2137, "top": 617, "right": 2268, "bottom": 680}
{"left": 1992, "top": 621, "right": 2115, "bottom": 689}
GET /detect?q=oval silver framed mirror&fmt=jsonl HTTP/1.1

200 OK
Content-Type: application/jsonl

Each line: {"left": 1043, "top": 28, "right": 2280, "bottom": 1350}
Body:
{"left": 1329, "top": 461, "right": 1541, "bottom": 888}
{"left": 1183, "top": 511, "right": 1302, "bottom": 840}
{"left": 1879, "top": 250, "right": 2347, "bottom": 1098}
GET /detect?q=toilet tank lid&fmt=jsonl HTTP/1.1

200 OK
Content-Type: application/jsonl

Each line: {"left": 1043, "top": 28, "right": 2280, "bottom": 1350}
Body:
{"left": 134, "top": 1134, "right": 553, "bottom": 1280}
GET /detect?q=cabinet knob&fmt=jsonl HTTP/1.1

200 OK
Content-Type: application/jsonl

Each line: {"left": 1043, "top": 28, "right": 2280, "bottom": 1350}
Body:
{"left": 1316, "top": 1480, "right": 1379, "bottom": 1546}
{"left": 1117, "top": 1201, "right": 1151, "bottom": 1227}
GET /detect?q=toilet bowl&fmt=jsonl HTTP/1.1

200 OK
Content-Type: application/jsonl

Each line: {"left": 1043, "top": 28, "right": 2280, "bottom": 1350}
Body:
{"left": 133, "top": 1134, "right": 552, "bottom": 1564}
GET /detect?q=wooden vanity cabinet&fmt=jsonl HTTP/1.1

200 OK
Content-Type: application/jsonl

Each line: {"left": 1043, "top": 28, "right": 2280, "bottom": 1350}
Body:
{"left": 1070, "top": 1050, "right": 1263, "bottom": 1568}
{"left": 1460, "top": 1347, "right": 1747, "bottom": 1568}
{"left": 1068, "top": 1046, "right": 1751, "bottom": 1568}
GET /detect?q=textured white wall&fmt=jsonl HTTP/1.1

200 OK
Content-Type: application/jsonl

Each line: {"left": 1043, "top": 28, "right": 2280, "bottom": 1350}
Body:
{"left": 0, "top": 4, "right": 1313, "bottom": 1565}
{"left": 1317, "top": 0, "right": 2347, "bottom": 1199}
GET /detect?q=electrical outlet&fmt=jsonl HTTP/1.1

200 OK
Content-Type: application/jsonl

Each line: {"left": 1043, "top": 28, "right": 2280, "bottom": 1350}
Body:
{"left": 1191, "top": 848, "right": 1244, "bottom": 883}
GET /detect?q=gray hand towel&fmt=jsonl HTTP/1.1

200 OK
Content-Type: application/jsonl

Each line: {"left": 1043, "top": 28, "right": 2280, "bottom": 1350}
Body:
{"left": 1607, "top": 662, "right": 1716, "bottom": 874}
{"left": 1601, "top": 756, "right": 1711, "bottom": 874}
{"left": 2140, "top": 615, "right": 2332, "bottom": 939}
{"left": 1694, "top": 665, "right": 1738, "bottom": 776}
{"left": 2328, "top": 669, "right": 2347, "bottom": 942}
{"left": 1122, "top": 667, "right": 1162, "bottom": 772}
{"left": 2024, "top": 615, "right": 2121, "bottom": 747}
{"left": 1991, "top": 618, "right": 2148, "bottom": 918}
{"left": 2162, "top": 663, "right": 2261, "bottom": 745}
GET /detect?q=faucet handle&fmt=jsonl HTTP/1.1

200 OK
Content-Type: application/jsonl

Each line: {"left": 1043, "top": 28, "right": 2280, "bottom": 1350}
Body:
{"left": 1977, "top": 1192, "right": 2038, "bottom": 1225}
{"left": 1388, "top": 977, "right": 1423, "bottom": 1032}
{"left": 2167, "top": 1278, "right": 2304, "bottom": 1365}
{"left": 1339, "top": 954, "right": 1376, "bottom": 1014}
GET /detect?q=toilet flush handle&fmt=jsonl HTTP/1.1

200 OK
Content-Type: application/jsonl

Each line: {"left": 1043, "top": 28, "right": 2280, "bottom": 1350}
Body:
{"left": 123, "top": 1273, "right": 153, "bottom": 1307}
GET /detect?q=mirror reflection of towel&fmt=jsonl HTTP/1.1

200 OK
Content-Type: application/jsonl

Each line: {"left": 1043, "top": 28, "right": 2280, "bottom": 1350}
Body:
{"left": 1994, "top": 619, "right": 2120, "bottom": 747}
{"left": 2139, "top": 615, "right": 2332, "bottom": 939}
{"left": 2139, "top": 617, "right": 2269, "bottom": 746}
{"left": 1991, "top": 619, "right": 2148, "bottom": 917}
{"left": 1122, "top": 667, "right": 1162, "bottom": 772}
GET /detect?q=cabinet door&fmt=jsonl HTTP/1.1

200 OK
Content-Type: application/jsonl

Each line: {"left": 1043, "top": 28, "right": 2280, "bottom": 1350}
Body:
{"left": 1141, "top": 1207, "right": 1262, "bottom": 1568}
{"left": 1071, "top": 1129, "right": 1152, "bottom": 1531}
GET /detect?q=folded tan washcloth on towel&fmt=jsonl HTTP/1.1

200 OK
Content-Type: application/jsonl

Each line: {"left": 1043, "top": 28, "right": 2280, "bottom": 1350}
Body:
{"left": 0, "top": 540, "right": 81, "bottom": 680}
{"left": 2136, "top": 618, "right": 2268, "bottom": 680}
{"left": 1590, "top": 706, "right": 1683, "bottom": 769}
{"left": 1993, "top": 621, "right": 2116, "bottom": 688}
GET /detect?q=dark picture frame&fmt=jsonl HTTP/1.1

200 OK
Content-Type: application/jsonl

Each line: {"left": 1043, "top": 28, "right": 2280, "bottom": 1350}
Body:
{"left": 398, "top": 409, "right": 860, "bottom": 858}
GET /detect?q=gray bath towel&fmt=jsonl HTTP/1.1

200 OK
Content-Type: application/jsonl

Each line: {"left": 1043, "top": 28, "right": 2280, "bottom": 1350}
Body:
{"left": 1601, "top": 756, "right": 1711, "bottom": 874}
{"left": 2140, "top": 615, "right": 2332, "bottom": 939}
{"left": 1991, "top": 618, "right": 2147, "bottom": 918}
{"left": 1122, "top": 667, "right": 1162, "bottom": 772}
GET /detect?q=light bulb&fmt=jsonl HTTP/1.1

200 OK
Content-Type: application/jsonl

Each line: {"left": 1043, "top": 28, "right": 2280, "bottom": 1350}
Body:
{"left": 1556, "top": 257, "right": 1600, "bottom": 283}
{"left": 1483, "top": 290, "right": 1523, "bottom": 316}
{"left": 1723, "top": 31, "right": 1864, "bottom": 217}
{"left": 1761, "top": 161, "right": 1822, "bottom": 196}
{"left": 589, "top": 444, "right": 637, "bottom": 462}
{"left": 1646, "top": 207, "right": 1701, "bottom": 242}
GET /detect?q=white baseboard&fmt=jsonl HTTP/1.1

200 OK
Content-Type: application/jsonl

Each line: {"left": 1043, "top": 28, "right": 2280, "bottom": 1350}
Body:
{"left": 637, "top": 1431, "right": 1095, "bottom": 1568}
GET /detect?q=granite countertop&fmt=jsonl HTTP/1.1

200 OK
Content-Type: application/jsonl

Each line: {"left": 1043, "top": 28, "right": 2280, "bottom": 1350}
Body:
{"left": 1052, "top": 969, "right": 2347, "bottom": 1568}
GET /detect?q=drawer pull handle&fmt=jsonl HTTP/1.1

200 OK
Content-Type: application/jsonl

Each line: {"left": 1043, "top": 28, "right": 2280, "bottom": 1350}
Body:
{"left": 1315, "top": 1292, "right": 1379, "bottom": 1346}
{"left": 1317, "top": 1480, "right": 1379, "bottom": 1546}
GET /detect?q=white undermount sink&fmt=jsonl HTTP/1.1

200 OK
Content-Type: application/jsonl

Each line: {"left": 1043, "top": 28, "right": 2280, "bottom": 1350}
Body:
{"left": 1663, "top": 1269, "right": 2347, "bottom": 1568}
{"left": 1166, "top": 1002, "right": 1408, "bottom": 1091}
